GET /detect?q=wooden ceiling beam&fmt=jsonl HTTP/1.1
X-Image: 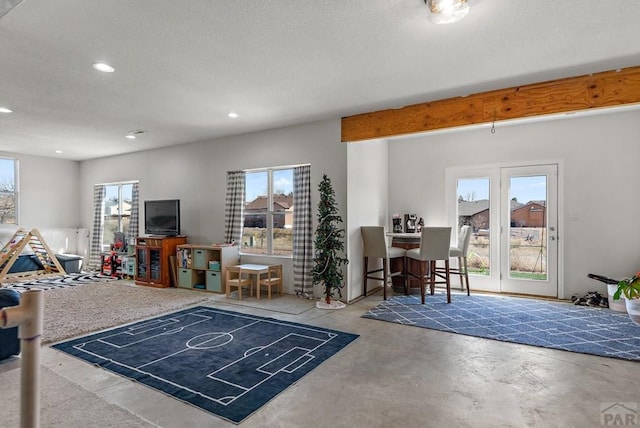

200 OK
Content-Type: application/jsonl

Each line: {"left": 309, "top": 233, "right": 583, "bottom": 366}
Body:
{"left": 341, "top": 65, "right": 640, "bottom": 142}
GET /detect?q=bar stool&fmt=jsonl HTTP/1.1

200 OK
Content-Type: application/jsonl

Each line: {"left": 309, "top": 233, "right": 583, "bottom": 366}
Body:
{"left": 450, "top": 225, "right": 472, "bottom": 294}
{"left": 405, "top": 227, "right": 452, "bottom": 304}
{"left": 361, "top": 226, "right": 406, "bottom": 300}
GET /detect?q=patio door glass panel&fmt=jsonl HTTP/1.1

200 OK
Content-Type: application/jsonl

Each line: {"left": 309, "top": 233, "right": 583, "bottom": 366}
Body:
{"left": 500, "top": 165, "right": 558, "bottom": 296}
{"left": 447, "top": 168, "right": 500, "bottom": 292}
{"left": 457, "top": 178, "right": 491, "bottom": 276}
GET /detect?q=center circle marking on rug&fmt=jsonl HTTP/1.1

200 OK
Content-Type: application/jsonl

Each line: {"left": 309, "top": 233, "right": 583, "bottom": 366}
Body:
{"left": 187, "top": 332, "right": 233, "bottom": 349}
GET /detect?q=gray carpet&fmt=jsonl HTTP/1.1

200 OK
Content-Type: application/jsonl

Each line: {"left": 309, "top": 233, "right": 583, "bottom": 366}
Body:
{"left": 42, "top": 281, "right": 210, "bottom": 344}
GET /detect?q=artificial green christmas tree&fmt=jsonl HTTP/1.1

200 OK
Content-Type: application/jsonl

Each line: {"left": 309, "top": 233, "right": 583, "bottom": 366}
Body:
{"left": 312, "top": 174, "right": 349, "bottom": 305}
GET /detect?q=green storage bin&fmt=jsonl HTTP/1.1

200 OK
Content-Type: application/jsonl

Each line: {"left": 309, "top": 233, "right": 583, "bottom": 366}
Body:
{"left": 178, "top": 268, "right": 193, "bottom": 288}
{"left": 193, "top": 249, "right": 210, "bottom": 270}
{"left": 206, "top": 270, "right": 222, "bottom": 292}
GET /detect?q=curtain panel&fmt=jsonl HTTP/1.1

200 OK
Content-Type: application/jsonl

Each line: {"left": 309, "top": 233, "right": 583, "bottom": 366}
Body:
{"left": 224, "top": 171, "right": 245, "bottom": 245}
{"left": 293, "top": 165, "right": 313, "bottom": 298}
{"left": 88, "top": 185, "right": 106, "bottom": 270}
{"left": 127, "top": 182, "right": 139, "bottom": 248}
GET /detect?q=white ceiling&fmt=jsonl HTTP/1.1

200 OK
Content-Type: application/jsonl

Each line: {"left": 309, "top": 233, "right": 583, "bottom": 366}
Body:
{"left": 1, "top": 0, "right": 639, "bottom": 161}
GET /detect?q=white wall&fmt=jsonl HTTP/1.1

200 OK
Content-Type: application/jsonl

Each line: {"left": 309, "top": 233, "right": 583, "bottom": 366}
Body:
{"left": 387, "top": 109, "right": 640, "bottom": 299}
{"left": 20, "top": 107, "right": 638, "bottom": 300}
{"left": 9, "top": 152, "right": 81, "bottom": 228}
{"left": 346, "top": 139, "right": 389, "bottom": 301}
{"left": 79, "top": 119, "right": 347, "bottom": 297}
{"left": 0, "top": 152, "right": 84, "bottom": 256}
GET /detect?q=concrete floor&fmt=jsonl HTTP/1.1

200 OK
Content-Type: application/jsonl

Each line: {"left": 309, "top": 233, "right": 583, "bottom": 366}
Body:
{"left": 2, "top": 289, "right": 640, "bottom": 427}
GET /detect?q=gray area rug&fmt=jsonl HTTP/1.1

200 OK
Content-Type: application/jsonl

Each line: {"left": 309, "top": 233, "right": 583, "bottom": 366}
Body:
{"left": 42, "top": 281, "right": 210, "bottom": 344}
{"left": 0, "top": 364, "right": 156, "bottom": 428}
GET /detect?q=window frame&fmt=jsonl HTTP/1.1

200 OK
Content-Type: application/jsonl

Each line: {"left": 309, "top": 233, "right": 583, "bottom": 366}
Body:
{"left": 102, "top": 182, "right": 134, "bottom": 251}
{"left": 0, "top": 157, "right": 18, "bottom": 225}
{"left": 242, "top": 167, "right": 294, "bottom": 256}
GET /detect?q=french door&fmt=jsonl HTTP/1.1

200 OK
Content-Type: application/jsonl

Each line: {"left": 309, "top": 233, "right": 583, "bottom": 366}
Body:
{"left": 446, "top": 164, "right": 559, "bottom": 297}
{"left": 499, "top": 165, "right": 558, "bottom": 296}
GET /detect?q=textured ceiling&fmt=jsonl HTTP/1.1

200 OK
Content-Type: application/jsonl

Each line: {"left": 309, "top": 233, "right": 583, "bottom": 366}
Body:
{"left": 1, "top": 0, "right": 639, "bottom": 161}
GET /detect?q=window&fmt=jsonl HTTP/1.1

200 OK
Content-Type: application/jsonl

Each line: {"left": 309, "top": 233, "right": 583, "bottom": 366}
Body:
{"left": 0, "top": 158, "right": 17, "bottom": 224}
{"left": 242, "top": 168, "right": 294, "bottom": 255}
{"left": 102, "top": 183, "right": 133, "bottom": 251}
{"left": 457, "top": 177, "right": 490, "bottom": 275}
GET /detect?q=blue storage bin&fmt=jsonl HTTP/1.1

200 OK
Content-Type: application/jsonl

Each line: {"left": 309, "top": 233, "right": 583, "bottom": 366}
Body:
{"left": 55, "top": 254, "right": 83, "bottom": 273}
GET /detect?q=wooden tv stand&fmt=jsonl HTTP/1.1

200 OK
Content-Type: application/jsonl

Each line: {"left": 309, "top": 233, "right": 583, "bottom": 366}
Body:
{"left": 135, "top": 236, "right": 187, "bottom": 288}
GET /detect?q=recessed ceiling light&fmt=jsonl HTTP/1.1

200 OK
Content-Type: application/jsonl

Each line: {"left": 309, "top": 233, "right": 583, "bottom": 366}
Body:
{"left": 0, "top": 107, "right": 12, "bottom": 113}
{"left": 55, "top": 150, "right": 63, "bottom": 154}
{"left": 92, "top": 62, "right": 115, "bottom": 73}
{"left": 126, "top": 130, "right": 144, "bottom": 139}
{"left": 228, "top": 112, "right": 239, "bottom": 119}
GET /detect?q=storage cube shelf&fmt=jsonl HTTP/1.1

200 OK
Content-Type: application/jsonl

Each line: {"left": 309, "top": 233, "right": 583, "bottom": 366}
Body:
{"left": 176, "top": 244, "right": 239, "bottom": 293}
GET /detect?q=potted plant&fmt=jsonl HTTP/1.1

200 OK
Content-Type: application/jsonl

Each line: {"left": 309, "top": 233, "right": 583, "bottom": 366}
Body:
{"left": 613, "top": 271, "right": 640, "bottom": 325}
{"left": 312, "top": 174, "right": 349, "bottom": 309}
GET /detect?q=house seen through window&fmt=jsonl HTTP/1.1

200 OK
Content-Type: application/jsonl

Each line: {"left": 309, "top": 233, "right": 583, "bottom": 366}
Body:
{"left": 243, "top": 168, "right": 294, "bottom": 255}
{"left": 0, "top": 158, "right": 17, "bottom": 224}
{"left": 103, "top": 183, "right": 133, "bottom": 251}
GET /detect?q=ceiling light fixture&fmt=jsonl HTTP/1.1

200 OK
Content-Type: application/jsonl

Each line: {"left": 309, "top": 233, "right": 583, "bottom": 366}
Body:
{"left": 228, "top": 112, "right": 239, "bottom": 118}
{"left": 425, "top": 0, "right": 469, "bottom": 24}
{"left": 0, "top": 107, "right": 12, "bottom": 113}
{"left": 126, "top": 130, "right": 144, "bottom": 139}
{"left": 92, "top": 62, "right": 115, "bottom": 73}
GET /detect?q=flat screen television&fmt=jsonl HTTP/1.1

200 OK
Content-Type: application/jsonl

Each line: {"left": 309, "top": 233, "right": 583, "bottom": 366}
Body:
{"left": 144, "top": 199, "right": 181, "bottom": 236}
